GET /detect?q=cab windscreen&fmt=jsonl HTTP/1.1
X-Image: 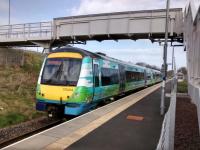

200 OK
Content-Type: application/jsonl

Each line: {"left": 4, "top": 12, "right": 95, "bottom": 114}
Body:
{"left": 41, "top": 58, "right": 82, "bottom": 86}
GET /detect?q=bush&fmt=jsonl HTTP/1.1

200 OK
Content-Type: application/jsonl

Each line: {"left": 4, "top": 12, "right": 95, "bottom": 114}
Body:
{"left": 22, "top": 52, "right": 44, "bottom": 73}
{"left": 177, "top": 80, "right": 188, "bottom": 93}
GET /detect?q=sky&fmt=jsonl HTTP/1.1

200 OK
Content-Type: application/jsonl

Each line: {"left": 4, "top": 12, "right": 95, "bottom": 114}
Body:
{"left": 0, "top": 0, "right": 197, "bottom": 69}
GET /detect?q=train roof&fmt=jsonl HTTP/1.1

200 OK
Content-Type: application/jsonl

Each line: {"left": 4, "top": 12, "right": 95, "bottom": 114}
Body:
{"left": 52, "top": 46, "right": 100, "bottom": 58}
{"left": 51, "top": 46, "right": 160, "bottom": 73}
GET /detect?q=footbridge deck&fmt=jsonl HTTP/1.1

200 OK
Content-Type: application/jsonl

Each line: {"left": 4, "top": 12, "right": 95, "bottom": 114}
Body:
{"left": 0, "top": 8, "right": 183, "bottom": 47}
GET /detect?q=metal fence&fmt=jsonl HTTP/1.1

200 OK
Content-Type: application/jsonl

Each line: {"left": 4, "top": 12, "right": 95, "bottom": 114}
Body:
{"left": 156, "top": 79, "right": 177, "bottom": 150}
{"left": 0, "top": 21, "right": 53, "bottom": 40}
{"left": 0, "top": 48, "right": 24, "bottom": 66}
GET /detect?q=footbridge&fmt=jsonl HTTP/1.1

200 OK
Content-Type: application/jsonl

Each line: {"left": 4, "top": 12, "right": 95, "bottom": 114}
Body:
{"left": 0, "top": 8, "right": 183, "bottom": 48}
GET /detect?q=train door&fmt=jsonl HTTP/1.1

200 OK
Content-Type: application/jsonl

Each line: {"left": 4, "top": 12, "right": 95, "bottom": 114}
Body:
{"left": 118, "top": 65, "right": 126, "bottom": 93}
{"left": 93, "top": 59, "right": 101, "bottom": 102}
{"left": 144, "top": 70, "right": 147, "bottom": 87}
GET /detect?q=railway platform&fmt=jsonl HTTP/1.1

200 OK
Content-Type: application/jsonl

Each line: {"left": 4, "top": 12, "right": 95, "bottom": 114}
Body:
{"left": 3, "top": 82, "right": 170, "bottom": 150}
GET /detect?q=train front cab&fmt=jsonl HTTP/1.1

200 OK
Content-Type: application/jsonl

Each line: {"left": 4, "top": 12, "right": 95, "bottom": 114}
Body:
{"left": 36, "top": 51, "right": 95, "bottom": 116}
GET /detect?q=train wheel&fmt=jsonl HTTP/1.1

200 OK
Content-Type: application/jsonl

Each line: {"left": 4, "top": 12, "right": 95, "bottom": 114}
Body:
{"left": 47, "top": 105, "right": 64, "bottom": 119}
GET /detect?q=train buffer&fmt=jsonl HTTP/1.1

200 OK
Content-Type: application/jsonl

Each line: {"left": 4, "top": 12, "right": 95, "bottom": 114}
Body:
{"left": 3, "top": 82, "right": 171, "bottom": 150}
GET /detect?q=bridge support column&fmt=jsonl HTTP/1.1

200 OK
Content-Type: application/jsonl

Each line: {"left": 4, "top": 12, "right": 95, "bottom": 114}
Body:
{"left": 31, "top": 41, "right": 54, "bottom": 53}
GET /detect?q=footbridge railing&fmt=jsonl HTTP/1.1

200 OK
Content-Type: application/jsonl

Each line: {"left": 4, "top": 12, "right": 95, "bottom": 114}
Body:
{"left": 0, "top": 21, "right": 53, "bottom": 41}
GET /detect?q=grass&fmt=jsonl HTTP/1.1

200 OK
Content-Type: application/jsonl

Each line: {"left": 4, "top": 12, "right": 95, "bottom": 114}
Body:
{"left": 0, "top": 51, "right": 45, "bottom": 128}
{"left": 177, "top": 80, "right": 188, "bottom": 93}
{"left": 0, "top": 112, "right": 28, "bottom": 127}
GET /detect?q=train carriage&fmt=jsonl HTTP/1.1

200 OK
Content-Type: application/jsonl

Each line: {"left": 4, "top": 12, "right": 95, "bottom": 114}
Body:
{"left": 36, "top": 46, "right": 161, "bottom": 117}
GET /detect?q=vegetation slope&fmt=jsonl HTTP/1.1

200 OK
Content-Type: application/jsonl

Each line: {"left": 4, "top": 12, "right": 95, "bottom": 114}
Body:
{"left": 0, "top": 51, "right": 44, "bottom": 128}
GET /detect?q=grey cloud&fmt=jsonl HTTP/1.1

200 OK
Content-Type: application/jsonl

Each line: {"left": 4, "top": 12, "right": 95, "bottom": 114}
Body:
{"left": 71, "top": 0, "right": 187, "bottom": 15}
{"left": 0, "top": 0, "right": 8, "bottom": 12}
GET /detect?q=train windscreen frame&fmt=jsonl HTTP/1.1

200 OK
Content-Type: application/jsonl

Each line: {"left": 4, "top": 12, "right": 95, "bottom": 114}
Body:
{"left": 41, "top": 58, "right": 82, "bottom": 86}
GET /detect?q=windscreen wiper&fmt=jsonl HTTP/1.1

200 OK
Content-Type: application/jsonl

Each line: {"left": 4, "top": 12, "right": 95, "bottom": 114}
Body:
{"left": 52, "top": 62, "right": 64, "bottom": 79}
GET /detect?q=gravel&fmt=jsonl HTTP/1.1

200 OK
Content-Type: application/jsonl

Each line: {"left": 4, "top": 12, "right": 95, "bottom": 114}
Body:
{"left": 175, "top": 96, "right": 200, "bottom": 150}
{"left": 0, "top": 117, "right": 60, "bottom": 146}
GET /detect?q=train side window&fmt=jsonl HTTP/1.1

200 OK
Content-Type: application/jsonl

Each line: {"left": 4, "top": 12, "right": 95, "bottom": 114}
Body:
{"left": 125, "top": 71, "right": 134, "bottom": 82}
{"left": 125, "top": 71, "right": 144, "bottom": 82}
{"left": 140, "top": 72, "right": 145, "bottom": 80}
{"left": 101, "top": 68, "right": 119, "bottom": 86}
{"left": 147, "top": 74, "right": 151, "bottom": 80}
{"left": 94, "top": 64, "right": 99, "bottom": 87}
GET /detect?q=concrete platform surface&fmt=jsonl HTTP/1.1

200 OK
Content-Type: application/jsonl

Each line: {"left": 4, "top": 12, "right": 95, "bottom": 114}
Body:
{"left": 3, "top": 83, "right": 166, "bottom": 150}
{"left": 67, "top": 83, "right": 170, "bottom": 150}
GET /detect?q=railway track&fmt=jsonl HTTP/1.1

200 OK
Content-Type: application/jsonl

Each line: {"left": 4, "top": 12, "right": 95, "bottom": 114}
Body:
{"left": 0, "top": 117, "right": 64, "bottom": 149}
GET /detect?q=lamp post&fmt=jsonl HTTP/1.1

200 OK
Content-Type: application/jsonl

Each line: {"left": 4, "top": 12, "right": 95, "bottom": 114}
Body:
{"left": 160, "top": 0, "right": 170, "bottom": 115}
{"left": 172, "top": 46, "right": 174, "bottom": 72}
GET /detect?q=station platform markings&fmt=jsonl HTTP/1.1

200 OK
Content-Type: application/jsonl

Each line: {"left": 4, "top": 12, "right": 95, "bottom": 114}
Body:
{"left": 126, "top": 115, "right": 144, "bottom": 121}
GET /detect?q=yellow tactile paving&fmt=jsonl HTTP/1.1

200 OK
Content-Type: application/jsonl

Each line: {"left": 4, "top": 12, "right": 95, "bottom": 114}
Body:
{"left": 45, "top": 83, "right": 161, "bottom": 150}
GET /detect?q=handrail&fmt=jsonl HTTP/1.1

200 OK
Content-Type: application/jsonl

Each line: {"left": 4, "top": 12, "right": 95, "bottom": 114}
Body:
{"left": 0, "top": 21, "right": 53, "bottom": 39}
{"left": 0, "top": 21, "right": 51, "bottom": 27}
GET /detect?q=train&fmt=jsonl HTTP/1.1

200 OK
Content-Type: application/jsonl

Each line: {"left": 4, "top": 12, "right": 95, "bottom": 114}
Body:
{"left": 36, "top": 46, "right": 162, "bottom": 117}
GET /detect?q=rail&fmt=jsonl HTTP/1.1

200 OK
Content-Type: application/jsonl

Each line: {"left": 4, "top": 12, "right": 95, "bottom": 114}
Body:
{"left": 0, "top": 21, "right": 53, "bottom": 40}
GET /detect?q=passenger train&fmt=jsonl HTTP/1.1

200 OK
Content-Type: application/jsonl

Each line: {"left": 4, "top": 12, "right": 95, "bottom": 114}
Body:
{"left": 36, "top": 46, "right": 162, "bottom": 117}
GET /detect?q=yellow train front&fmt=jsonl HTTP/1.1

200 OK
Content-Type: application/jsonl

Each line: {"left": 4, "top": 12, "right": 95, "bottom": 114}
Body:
{"left": 36, "top": 47, "right": 162, "bottom": 117}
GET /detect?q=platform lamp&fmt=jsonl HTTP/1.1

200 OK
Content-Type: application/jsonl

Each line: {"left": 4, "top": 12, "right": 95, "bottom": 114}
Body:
{"left": 160, "top": 0, "right": 170, "bottom": 116}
